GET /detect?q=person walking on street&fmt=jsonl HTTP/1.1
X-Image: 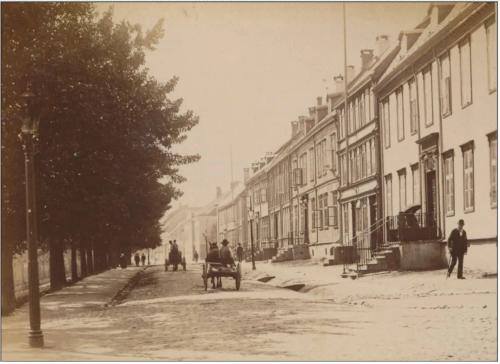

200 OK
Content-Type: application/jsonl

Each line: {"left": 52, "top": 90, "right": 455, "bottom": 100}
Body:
{"left": 193, "top": 250, "right": 199, "bottom": 263}
{"left": 134, "top": 253, "right": 140, "bottom": 267}
{"left": 236, "top": 243, "right": 244, "bottom": 263}
{"left": 447, "top": 219, "right": 468, "bottom": 279}
{"left": 141, "top": 253, "right": 146, "bottom": 266}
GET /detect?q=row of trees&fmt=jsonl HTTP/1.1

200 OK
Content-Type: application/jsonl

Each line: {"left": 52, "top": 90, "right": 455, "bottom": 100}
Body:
{"left": 1, "top": 3, "right": 199, "bottom": 314}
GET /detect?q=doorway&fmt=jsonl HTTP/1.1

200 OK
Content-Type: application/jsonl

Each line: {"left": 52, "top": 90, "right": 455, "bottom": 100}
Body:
{"left": 425, "top": 170, "right": 437, "bottom": 227}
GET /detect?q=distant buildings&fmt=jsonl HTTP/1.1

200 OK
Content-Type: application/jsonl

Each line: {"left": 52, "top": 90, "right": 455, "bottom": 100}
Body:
{"left": 162, "top": 3, "right": 496, "bottom": 273}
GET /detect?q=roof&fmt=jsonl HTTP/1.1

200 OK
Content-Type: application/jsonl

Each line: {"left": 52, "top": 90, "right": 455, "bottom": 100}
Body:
{"left": 376, "top": 3, "right": 482, "bottom": 93}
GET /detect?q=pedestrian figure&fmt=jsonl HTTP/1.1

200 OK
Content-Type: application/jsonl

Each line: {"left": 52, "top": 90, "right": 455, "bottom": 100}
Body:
{"left": 193, "top": 250, "right": 199, "bottom": 263}
{"left": 447, "top": 219, "right": 468, "bottom": 279}
{"left": 134, "top": 253, "right": 140, "bottom": 267}
{"left": 236, "top": 243, "right": 244, "bottom": 263}
{"left": 119, "top": 253, "right": 127, "bottom": 269}
{"left": 141, "top": 253, "right": 146, "bottom": 266}
{"left": 220, "top": 239, "right": 235, "bottom": 267}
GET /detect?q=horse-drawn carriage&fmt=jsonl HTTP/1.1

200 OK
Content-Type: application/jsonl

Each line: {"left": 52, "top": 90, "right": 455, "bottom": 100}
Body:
{"left": 201, "top": 262, "right": 241, "bottom": 291}
{"left": 165, "top": 248, "right": 186, "bottom": 271}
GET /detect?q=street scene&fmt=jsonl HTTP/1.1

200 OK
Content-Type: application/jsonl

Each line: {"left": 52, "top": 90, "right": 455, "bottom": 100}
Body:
{"left": 1, "top": 1, "right": 498, "bottom": 362}
{"left": 2, "top": 262, "right": 496, "bottom": 360}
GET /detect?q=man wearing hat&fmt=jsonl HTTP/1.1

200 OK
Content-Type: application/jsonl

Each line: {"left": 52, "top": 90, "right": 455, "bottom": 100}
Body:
{"left": 220, "top": 239, "right": 235, "bottom": 267}
{"left": 447, "top": 219, "right": 468, "bottom": 279}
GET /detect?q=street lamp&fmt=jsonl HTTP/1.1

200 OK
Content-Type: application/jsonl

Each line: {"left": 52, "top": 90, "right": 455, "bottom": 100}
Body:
{"left": 20, "top": 86, "right": 44, "bottom": 348}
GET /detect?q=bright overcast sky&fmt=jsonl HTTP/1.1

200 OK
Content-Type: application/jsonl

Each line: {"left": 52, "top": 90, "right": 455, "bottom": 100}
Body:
{"left": 96, "top": 2, "right": 429, "bottom": 208}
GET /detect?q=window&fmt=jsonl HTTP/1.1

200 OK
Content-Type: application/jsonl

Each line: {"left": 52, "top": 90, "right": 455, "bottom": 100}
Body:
{"left": 443, "top": 151, "right": 455, "bottom": 216}
{"left": 459, "top": 37, "right": 472, "bottom": 107}
{"left": 359, "top": 94, "right": 365, "bottom": 127}
{"left": 330, "top": 133, "right": 337, "bottom": 174}
{"left": 340, "top": 154, "right": 347, "bottom": 186}
{"left": 489, "top": 133, "right": 497, "bottom": 207}
{"left": 343, "top": 204, "right": 349, "bottom": 236}
{"left": 339, "top": 108, "right": 345, "bottom": 139}
{"left": 382, "top": 99, "right": 391, "bottom": 148}
{"left": 349, "top": 101, "right": 354, "bottom": 134}
{"left": 398, "top": 169, "right": 407, "bottom": 211}
{"left": 309, "top": 148, "right": 315, "bottom": 182}
{"left": 440, "top": 52, "right": 452, "bottom": 116}
{"left": 370, "top": 139, "right": 376, "bottom": 175}
{"left": 409, "top": 78, "right": 418, "bottom": 135}
{"left": 396, "top": 87, "right": 405, "bottom": 141}
{"left": 385, "top": 174, "right": 393, "bottom": 216}
{"left": 423, "top": 66, "right": 433, "bottom": 126}
{"left": 322, "top": 140, "right": 327, "bottom": 175}
{"left": 331, "top": 192, "right": 338, "bottom": 227}
{"left": 300, "top": 153, "right": 308, "bottom": 183}
{"left": 486, "top": 21, "right": 497, "bottom": 92}
{"left": 364, "top": 89, "right": 370, "bottom": 123}
{"left": 322, "top": 194, "right": 329, "bottom": 228}
{"left": 411, "top": 164, "right": 420, "bottom": 205}
{"left": 318, "top": 196, "right": 324, "bottom": 229}
{"left": 311, "top": 198, "right": 317, "bottom": 229}
{"left": 461, "top": 142, "right": 474, "bottom": 212}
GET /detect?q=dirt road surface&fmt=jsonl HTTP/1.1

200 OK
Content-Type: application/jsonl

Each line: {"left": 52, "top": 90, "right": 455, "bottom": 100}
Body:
{"left": 2, "top": 264, "right": 496, "bottom": 360}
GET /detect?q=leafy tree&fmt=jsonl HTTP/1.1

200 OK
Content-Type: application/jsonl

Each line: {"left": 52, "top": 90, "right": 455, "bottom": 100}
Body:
{"left": 1, "top": 3, "right": 199, "bottom": 312}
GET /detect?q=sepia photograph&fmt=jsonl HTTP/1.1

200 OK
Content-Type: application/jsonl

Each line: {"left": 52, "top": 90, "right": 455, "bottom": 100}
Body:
{"left": 1, "top": 1, "right": 498, "bottom": 361}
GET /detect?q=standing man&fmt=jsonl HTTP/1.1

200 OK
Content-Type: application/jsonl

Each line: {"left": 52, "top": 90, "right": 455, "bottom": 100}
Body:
{"left": 447, "top": 219, "right": 468, "bottom": 279}
{"left": 236, "top": 243, "right": 244, "bottom": 263}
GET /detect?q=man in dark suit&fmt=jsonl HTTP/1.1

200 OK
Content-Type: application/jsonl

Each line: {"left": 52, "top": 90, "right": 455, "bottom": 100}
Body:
{"left": 447, "top": 219, "right": 468, "bottom": 279}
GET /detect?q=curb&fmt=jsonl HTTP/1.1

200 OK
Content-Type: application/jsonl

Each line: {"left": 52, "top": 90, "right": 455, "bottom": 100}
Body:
{"left": 105, "top": 267, "right": 148, "bottom": 307}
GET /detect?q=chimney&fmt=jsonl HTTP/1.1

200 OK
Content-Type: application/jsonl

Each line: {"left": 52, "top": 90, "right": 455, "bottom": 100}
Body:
{"left": 291, "top": 120, "right": 299, "bottom": 137}
{"left": 305, "top": 117, "right": 315, "bottom": 134}
{"left": 216, "top": 186, "right": 222, "bottom": 199}
{"left": 346, "top": 65, "right": 355, "bottom": 83}
{"left": 243, "top": 168, "right": 250, "bottom": 183}
{"left": 334, "top": 75, "right": 344, "bottom": 93}
{"left": 252, "top": 161, "right": 260, "bottom": 173}
{"left": 375, "top": 35, "right": 390, "bottom": 58}
{"left": 360, "top": 49, "right": 374, "bottom": 70}
{"left": 298, "top": 116, "right": 307, "bottom": 134}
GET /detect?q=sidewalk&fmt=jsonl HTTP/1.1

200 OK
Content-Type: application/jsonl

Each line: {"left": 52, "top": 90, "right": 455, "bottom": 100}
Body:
{"left": 243, "top": 258, "right": 497, "bottom": 306}
{"left": 1, "top": 266, "right": 143, "bottom": 360}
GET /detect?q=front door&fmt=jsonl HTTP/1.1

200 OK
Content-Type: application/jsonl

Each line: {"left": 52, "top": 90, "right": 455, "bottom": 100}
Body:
{"left": 426, "top": 170, "right": 437, "bottom": 227}
{"left": 369, "top": 195, "right": 378, "bottom": 250}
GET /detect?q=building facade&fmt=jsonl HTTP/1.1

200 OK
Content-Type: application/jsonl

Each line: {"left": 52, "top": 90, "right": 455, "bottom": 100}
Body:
{"left": 375, "top": 2, "right": 497, "bottom": 268}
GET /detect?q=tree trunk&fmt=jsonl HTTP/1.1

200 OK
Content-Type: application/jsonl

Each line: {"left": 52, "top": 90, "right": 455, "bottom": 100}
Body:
{"left": 71, "top": 242, "right": 78, "bottom": 283}
{"left": 49, "top": 241, "right": 66, "bottom": 290}
{"left": 1, "top": 246, "right": 16, "bottom": 316}
{"left": 86, "top": 245, "right": 93, "bottom": 275}
{"left": 80, "top": 241, "right": 88, "bottom": 278}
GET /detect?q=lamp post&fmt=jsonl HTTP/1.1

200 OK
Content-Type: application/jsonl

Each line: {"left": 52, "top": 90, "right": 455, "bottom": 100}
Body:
{"left": 20, "top": 86, "right": 44, "bottom": 348}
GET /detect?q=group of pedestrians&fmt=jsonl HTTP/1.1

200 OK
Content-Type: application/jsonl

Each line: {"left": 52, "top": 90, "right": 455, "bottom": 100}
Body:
{"left": 134, "top": 252, "right": 147, "bottom": 267}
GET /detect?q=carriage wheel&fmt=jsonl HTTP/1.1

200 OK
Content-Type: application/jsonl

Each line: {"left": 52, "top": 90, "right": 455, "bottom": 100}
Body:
{"left": 235, "top": 263, "right": 241, "bottom": 291}
{"left": 202, "top": 264, "right": 208, "bottom": 291}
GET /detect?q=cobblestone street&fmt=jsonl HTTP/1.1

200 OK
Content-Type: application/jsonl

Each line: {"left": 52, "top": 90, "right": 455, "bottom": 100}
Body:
{"left": 2, "top": 263, "right": 496, "bottom": 361}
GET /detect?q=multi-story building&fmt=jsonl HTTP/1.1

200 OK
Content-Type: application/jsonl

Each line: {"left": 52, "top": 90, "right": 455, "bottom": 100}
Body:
{"left": 216, "top": 181, "right": 247, "bottom": 251}
{"left": 267, "top": 139, "right": 293, "bottom": 252}
{"left": 375, "top": 2, "right": 497, "bottom": 269}
{"left": 335, "top": 36, "right": 400, "bottom": 265}
{"left": 287, "top": 94, "right": 343, "bottom": 261}
{"left": 245, "top": 156, "right": 273, "bottom": 259}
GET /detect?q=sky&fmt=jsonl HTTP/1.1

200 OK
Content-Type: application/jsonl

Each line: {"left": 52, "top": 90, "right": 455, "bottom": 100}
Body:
{"left": 95, "top": 2, "right": 429, "bottom": 208}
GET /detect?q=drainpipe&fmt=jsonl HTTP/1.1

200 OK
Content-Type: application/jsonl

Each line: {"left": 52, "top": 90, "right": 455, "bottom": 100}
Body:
{"left": 342, "top": 3, "right": 350, "bottom": 246}
{"left": 412, "top": 65, "right": 424, "bottom": 234}
{"left": 434, "top": 48, "right": 446, "bottom": 241}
